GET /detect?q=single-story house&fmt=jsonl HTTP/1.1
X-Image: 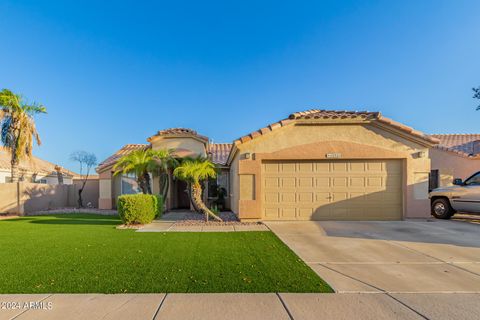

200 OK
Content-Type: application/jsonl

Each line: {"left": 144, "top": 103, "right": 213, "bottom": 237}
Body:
{"left": 0, "top": 147, "right": 75, "bottom": 184}
{"left": 429, "top": 134, "right": 480, "bottom": 189}
{"left": 97, "top": 109, "right": 439, "bottom": 221}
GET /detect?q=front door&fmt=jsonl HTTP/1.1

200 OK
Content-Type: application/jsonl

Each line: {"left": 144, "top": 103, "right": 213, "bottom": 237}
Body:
{"left": 175, "top": 180, "right": 190, "bottom": 209}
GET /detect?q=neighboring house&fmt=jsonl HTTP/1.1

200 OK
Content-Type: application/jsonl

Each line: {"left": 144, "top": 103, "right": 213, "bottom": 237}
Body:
{"left": 0, "top": 147, "right": 75, "bottom": 184}
{"left": 429, "top": 134, "right": 480, "bottom": 189}
{"left": 97, "top": 109, "right": 439, "bottom": 221}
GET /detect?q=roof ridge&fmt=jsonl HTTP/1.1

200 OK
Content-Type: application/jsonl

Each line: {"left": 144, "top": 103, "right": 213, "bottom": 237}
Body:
{"left": 431, "top": 133, "right": 480, "bottom": 136}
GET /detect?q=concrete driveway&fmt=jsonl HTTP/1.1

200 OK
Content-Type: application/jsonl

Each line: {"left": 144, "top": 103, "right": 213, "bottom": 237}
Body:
{"left": 265, "top": 219, "right": 480, "bottom": 293}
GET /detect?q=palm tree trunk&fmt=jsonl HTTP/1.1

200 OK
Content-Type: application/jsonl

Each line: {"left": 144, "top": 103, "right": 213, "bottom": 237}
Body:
{"left": 191, "top": 182, "right": 222, "bottom": 221}
{"left": 137, "top": 176, "right": 147, "bottom": 194}
{"left": 144, "top": 172, "right": 152, "bottom": 194}
{"left": 10, "top": 158, "right": 19, "bottom": 183}
{"left": 159, "top": 172, "right": 169, "bottom": 200}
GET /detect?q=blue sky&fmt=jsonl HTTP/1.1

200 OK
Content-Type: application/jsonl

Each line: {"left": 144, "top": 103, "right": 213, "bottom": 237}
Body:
{"left": 1, "top": 0, "right": 479, "bottom": 173}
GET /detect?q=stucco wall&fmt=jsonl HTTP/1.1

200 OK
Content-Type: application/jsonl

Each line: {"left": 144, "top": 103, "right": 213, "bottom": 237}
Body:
{"left": 229, "top": 152, "right": 240, "bottom": 214}
{"left": 430, "top": 148, "right": 480, "bottom": 187}
{"left": 0, "top": 182, "right": 72, "bottom": 214}
{"left": 230, "top": 122, "right": 431, "bottom": 220}
{"left": 72, "top": 178, "right": 99, "bottom": 208}
{"left": 151, "top": 137, "right": 207, "bottom": 157}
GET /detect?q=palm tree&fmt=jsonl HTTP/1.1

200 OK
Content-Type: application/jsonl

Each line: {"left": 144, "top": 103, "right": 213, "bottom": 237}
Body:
{"left": 150, "top": 149, "right": 178, "bottom": 200}
{"left": 113, "top": 149, "right": 156, "bottom": 194}
{"left": 0, "top": 89, "right": 47, "bottom": 182}
{"left": 173, "top": 157, "right": 222, "bottom": 221}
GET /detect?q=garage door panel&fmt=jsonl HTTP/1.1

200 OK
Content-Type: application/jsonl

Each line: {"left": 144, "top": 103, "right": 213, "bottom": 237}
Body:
{"left": 281, "top": 192, "right": 296, "bottom": 202}
{"left": 349, "top": 162, "right": 366, "bottom": 172}
{"left": 298, "top": 192, "right": 314, "bottom": 202}
{"left": 315, "top": 162, "right": 330, "bottom": 172}
{"left": 264, "top": 177, "right": 279, "bottom": 188}
{"left": 332, "top": 177, "right": 348, "bottom": 187}
{"left": 298, "top": 177, "right": 314, "bottom": 187}
{"left": 281, "top": 207, "right": 296, "bottom": 218}
{"left": 281, "top": 163, "right": 296, "bottom": 173}
{"left": 298, "top": 162, "right": 314, "bottom": 172}
{"left": 350, "top": 177, "right": 366, "bottom": 187}
{"left": 315, "top": 177, "right": 330, "bottom": 187}
{"left": 265, "top": 192, "right": 279, "bottom": 203}
{"left": 264, "top": 163, "right": 279, "bottom": 173}
{"left": 262, "top": 159, "right": 403, "bottom": 221}
{"left": 264, "top": 207, "right": 279, "bottom": 218}
{"left": 280, "top": 177, "right": 296, "bottom": 188}
{"left": 333, "top": 162, "right": 348, "bottom": 172}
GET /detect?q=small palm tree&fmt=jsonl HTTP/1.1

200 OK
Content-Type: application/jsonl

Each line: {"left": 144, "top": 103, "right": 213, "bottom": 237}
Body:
{"left": 0, "top": 89, "right": 47, "bottom": 182}
{"left": 174, "top": 157, "right": 222, "bottom": 221}
{"left": 113, "top": 149, "right": 156, "bottom": 194}
{"left": 150, "top": 149, "right": 178, "bottom": 200}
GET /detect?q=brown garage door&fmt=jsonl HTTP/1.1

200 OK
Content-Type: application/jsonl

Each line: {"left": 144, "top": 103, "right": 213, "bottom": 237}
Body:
{"left": 262, "top": 160, "right": 403, "bottom": 220}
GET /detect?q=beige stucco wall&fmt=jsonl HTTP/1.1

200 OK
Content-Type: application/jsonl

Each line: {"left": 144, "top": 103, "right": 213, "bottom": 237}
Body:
{"left": 98, "top": 171, "right": 113, "bottom": 209}
{"left": 430, "top": 148, "right": 480, "bottom": 187}
{"left": 230, "top": 122, "right": 432, "bottom": 220}
{"left": 0, "top": 182, "right": 73, "bottom": 214}
{"left": 229, "top": 152, "right": 240, "bottom": 214}
{"left": 72, "top": 178, "right": 99, "bottom": 208}
{"left": 151, "top": 137, "right": 207, "bottom": 157}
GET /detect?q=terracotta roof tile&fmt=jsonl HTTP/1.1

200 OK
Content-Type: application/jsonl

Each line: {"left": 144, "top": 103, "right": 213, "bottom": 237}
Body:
{"left": 96, "top": 144, "right": 148, "bottom": 172}
{"left": 148, "top": 127, "right": 208, "bottom": 142}
{"left": 431, "top": 134, "right": 480, "bottom": 158}
{"left": 207, "top": 143, "right": 232, "bottom": 165}
{"left": 289, "top": 109, "right": 380, "bottom": 120}
{"left": 0, "top": 147, "right": 76, "bottom": 177}
{"left": 232, "top": 109, "right": 438, "bottom": 147}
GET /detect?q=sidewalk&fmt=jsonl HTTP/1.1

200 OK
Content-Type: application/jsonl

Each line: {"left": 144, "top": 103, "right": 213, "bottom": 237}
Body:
{"left": 1, "top": 293, "right": 479, "bottom": 320}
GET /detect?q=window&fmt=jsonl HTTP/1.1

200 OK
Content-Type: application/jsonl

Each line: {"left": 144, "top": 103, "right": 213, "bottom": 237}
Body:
{"left": 465, "top": 172, "right": 480, "bottom": 186}
{"left": 208, "top": 171, "right": 229, "bottom": 198}
{"left": 121, "top": 173, "right": 142, "bottom": 194}
{"left": 429, "top": 169, "right": 439, "bottom": 191}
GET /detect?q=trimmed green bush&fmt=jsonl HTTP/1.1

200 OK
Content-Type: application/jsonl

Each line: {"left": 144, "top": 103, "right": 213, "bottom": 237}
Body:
{"left": 117, "top": 194, "right": 163, "bottom": 225}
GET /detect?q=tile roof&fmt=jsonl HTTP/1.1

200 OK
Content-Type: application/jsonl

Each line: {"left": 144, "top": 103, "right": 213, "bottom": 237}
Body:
{"left": 0, "top": 147, "right": 76, "bottom": 176}
{"left": 208, "top": 143, "right": 232, "bottom": 165}
{"left": 233, "top": 109, "right": 438, "bottom": 146}
{"left": 96, "top": 144, "right": 148, "bottom": 172}
{"left": 431, "top": 134, "right": 480, "bottom": 158}
{"left": 147, "top": 127, "right": 208, "bottom": 142}
{"left": 289, "top": 109, "right": 380, "bottom": 120}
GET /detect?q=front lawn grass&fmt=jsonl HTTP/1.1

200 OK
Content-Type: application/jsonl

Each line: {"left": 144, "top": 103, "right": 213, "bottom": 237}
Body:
{"left": 0, "top": 214, "right": 332, "bottom": 293}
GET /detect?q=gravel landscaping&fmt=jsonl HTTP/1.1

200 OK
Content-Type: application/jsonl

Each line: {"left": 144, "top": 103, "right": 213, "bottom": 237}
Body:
{"left": 163, "top": 211, "right": 264, "bottom": 226}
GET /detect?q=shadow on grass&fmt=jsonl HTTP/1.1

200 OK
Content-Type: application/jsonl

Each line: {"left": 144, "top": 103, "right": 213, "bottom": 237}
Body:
{"left": 3, "top": 214, "right": 120, "bottom": 226}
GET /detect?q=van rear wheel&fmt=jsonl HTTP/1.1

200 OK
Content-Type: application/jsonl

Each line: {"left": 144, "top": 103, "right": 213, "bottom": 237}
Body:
{"left": 431, "top": 198, "right": 454, "bottom": 219}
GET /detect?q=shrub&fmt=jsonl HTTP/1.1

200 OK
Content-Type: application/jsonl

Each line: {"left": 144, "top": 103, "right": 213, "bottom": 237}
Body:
{"left": 117, "top": 194, "right": 163, "bottom": 225}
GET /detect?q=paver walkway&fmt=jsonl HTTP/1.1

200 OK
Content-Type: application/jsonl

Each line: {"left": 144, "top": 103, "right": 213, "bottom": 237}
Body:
{"left": 2, "top": 293, "right": 479, "bottom": 320}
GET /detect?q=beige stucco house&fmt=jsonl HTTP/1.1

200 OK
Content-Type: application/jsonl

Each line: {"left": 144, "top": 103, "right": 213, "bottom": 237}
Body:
{"left": 429, "top": 134, "right": 480, "bottom": 189}
{"left": 0, "top": 147, "right": 75, "bottom": 185}
{"left": 97, "top": 109, "right": 439, "bottom": 220}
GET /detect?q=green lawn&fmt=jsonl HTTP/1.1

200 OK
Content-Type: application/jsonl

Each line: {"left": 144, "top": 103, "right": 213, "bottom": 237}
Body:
{"left": 0, "top": 214, "right": 332, "bottom": 293}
